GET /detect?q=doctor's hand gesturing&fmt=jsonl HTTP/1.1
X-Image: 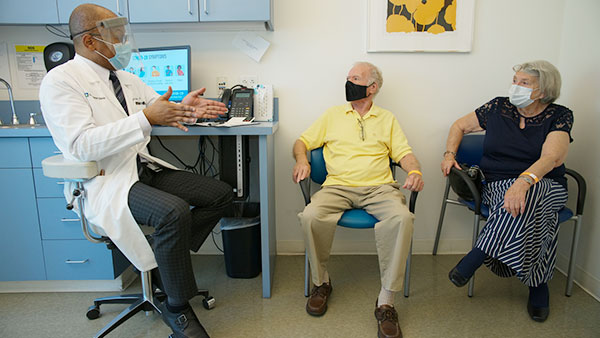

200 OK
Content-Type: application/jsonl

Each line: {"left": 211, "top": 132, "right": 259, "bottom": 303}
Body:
{"left": 143, "top": 86, "right": 200, "bottom": 131}
{"left": 182, "top": 87, "right": 228, "bottom": 120}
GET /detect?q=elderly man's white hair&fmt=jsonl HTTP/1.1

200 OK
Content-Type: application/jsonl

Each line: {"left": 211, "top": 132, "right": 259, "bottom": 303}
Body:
{"left": 353, "top": 61, "right": 383, "bottom": 95}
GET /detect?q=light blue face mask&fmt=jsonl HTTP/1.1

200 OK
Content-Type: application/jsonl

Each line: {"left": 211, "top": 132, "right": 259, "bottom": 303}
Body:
{"left": 508, "top": 84, "right": 537, "bottom": 108}
{"left": 93, "top": 37, "right": 132, "bottom": 70}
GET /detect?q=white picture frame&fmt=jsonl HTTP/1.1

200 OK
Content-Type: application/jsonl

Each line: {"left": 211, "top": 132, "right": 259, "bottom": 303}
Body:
{"left": 367, "top": 0, "right": 475, "bottom": 53}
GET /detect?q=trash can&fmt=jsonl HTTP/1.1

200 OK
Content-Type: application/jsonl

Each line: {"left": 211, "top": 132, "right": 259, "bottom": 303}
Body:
{"left": 220, "top": 203, "right": 261, "bottom": 278}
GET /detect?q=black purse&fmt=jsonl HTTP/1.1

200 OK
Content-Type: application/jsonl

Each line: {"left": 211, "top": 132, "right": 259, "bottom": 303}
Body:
{"left": 449, "top": 164, "right": 485, "bottom": 201}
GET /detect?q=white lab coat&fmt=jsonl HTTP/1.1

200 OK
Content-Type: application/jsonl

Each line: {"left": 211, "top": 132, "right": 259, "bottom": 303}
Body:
{"left": 39, "top": 55, "right": 178, "bottom": 272}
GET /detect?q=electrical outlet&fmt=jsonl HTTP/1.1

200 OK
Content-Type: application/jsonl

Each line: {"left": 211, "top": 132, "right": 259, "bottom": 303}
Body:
{"left": 216, "top": 76, "right": 228, "bottom": 97}
{"left": 239, "top": 75, "right": 257, "bottom": 88}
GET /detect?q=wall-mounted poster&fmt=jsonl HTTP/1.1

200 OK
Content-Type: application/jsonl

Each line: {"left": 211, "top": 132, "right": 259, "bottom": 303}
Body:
{"left": 367, "top": 0, "right": 475, "bottom": 52}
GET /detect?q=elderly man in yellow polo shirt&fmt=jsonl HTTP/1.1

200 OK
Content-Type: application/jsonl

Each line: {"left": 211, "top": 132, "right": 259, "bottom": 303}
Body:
{"left": 292, "top": 61, "right": 423, "bottom": 338}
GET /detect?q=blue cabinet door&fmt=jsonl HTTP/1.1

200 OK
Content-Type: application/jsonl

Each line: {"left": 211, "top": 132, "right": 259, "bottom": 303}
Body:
{"left": 0, "top": 138, "right": 31, "bottom": 168}
{"left": 128, "top": 0, "right": 199, "bottom": 23}
{"left": 0, "top": 169, "right": 46, "bottom": 281}
{"left": 200, "top": 0, "right": 270, "bottom": 22}
{"left": 43, "top": 239, "right": 116, "bottom": 280}
{"left": 0, "top": 1, "right": 59, "bottom": 24}
{"left": 33, "top": 168, "right": 65, "bottom": 198}
{"left": 37, "top": 198, "right": 85, "bottom": 240}
{"left": 29, "top": 137, "right": 61, "bottom": 168}
{"left": 57, "top": 0, "right": 129, "bottom": 24}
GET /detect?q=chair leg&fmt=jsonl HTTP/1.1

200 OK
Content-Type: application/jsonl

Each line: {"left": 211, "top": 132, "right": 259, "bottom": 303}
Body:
{"left": 433, "top": 180, "right": 451, "bottom": 255}
{"left": 92, "top": 294, "right": 142, "bottom": 307}
{"left": 304, "top": 250, "right": 311, "bottom": 297}
{"left": 90, "top": 270, "right": 214, "bottom": 337}
{"left": 94, "top": 298, "right": 161, "bottom": 338}
{"left": 403, "top": 239, "right": 413, "bottom": 298}
{"left": 566, "top": 216, "right": 583, "bottom": 297}
{"left": 468, "top": 213, "right": 480, "bottom": 298}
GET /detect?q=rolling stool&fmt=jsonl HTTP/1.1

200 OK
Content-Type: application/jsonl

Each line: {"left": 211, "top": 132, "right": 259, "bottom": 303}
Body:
{"left": 41, "top": 155, "right": 215, "bottom": 338}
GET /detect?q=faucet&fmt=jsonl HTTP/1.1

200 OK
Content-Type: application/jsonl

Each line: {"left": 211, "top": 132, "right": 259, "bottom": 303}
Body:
{"left": 0, "top": 78, "right": 18, "bottom": 125}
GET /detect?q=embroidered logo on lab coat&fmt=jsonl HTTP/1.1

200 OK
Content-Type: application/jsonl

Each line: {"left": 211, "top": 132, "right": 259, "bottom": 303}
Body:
{"left": 84, "top": 92, "right": 106, "bottom": 100}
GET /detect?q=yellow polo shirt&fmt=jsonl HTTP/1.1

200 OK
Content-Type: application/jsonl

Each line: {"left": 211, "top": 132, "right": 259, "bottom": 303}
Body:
{"left": 300, "top": 103, "right": 413, "bottom": 187}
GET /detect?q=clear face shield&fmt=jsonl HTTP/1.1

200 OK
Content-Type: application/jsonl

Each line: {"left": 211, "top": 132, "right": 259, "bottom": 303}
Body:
{"left": 93, "top": 17, "right": 140, "bottom": 70}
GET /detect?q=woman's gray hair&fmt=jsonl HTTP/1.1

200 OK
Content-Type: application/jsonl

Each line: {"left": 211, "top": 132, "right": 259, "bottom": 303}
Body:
{"left": 513, "top": 60, "right": 561, "bottom": 104}
{"left": 354, "top": 61, "right": 383, "bottom": 95}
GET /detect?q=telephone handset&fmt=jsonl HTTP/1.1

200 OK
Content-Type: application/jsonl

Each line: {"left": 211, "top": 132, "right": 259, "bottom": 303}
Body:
{"left": 221, "top": 87, "right": 254, "bottom": 120}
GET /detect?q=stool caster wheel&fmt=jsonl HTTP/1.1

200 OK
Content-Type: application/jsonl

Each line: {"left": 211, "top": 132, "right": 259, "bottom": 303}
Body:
{"left": 202, "top": 296, "right": 215, "bottom": 310}
{"left": 86, "top": 305, "right": 100, "bottom": 320}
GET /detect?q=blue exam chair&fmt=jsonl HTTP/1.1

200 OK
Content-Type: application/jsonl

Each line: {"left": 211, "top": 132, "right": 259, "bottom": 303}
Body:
{"left": 299, "top": 147, "right": 419, "bottom": 298}
{"left": 432, "top": 134, "right": 586, "bottom": 297}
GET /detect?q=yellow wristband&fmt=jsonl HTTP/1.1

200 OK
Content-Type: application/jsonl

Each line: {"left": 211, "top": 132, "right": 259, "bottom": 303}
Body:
{"left": 408, "top": 170, "right": 422, "bottom": 176}
{"left": 521, "top": 172, "right": 539, "bottom": 184}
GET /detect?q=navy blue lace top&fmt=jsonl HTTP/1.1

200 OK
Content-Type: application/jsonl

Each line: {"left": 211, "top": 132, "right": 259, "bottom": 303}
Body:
{"left": 475, "top": 97, "right": 573, "bottom": 188}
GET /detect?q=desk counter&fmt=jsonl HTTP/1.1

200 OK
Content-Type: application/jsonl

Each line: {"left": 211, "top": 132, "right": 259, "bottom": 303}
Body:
{"left": 0, "top": 123, "right": 278, "bottom": 298}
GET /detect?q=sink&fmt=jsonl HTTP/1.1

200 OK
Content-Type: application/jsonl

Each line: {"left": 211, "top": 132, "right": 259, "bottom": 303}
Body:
{"left": 0, "top": 124, "right": 45, "bottom": 129}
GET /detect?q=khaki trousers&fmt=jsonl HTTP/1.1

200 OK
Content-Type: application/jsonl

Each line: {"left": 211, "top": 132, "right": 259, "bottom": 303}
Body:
{"left": 298, "top": 183, "right": 414, "bottom": 292}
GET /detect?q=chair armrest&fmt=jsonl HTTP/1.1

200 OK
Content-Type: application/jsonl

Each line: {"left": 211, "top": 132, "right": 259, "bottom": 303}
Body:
{"left": 41, "top": 155, "right": 99, "bottom": 180}
{"left": 565, "top": 168, "right": 586, "bottom": 215}
{"left": 299, "top": 178, "right": 312, "bottom": 205}
{"left": 449, "top": 166, "right": 482, "bottom": 215}
{"left": 409, "top": 191, "right": 418, "bottom": 213}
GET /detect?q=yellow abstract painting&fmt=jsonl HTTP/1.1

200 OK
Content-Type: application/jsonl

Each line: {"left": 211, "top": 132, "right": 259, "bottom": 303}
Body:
{"left": 387, "top": 0, "right": 457, "bottom": 34}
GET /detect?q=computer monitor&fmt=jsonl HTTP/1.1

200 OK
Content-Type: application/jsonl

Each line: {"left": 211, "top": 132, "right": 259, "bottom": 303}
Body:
{"left": 123, "top": 45, "right": 191, "bottom": 102}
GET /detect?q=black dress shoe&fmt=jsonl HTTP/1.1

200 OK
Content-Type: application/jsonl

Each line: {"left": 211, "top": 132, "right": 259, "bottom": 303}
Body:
{"left": 159, "top": 302, "right": 210, "bottom": 338}
{"left": 527, "top": 298, "right": 549, "bottom": 322}
{"left": 448, "top": 266, "right": 470, "bottom": 287}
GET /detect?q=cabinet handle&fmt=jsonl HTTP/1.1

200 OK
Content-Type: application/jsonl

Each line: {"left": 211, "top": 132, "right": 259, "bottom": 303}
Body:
{"left": 65, "top": 259, "right": 89, "bottom": 264}
{"left": 56, "top": 181, "right": 65, "bottom": 185}
{"left": 53, "top": 151, "right": 62, "bottom": 154}
{"left": 61, "top": 218, "right": 80, "bottom": 222}
{"left": 116, "top": 0, "right": 121, "bottom": 15}
{"left": 203, "top": 0, "right": 208, "bottom": 14}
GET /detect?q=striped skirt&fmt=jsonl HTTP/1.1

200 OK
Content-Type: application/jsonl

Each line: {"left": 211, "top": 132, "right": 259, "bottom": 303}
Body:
{"left": 476, "top": 178, "right": 568, "bottom": 287}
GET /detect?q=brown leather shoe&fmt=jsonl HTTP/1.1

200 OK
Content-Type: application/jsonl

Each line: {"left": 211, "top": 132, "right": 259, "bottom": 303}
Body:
{"left": 374, "top": 302, "right": 402, "bottom": 338}
{"left": 306, "top": 281, "right": 332, "bottom": 316}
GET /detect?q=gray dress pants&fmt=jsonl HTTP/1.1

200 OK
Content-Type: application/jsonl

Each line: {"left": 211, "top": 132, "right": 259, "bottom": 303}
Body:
{"left": 128, "top": 165, "right": 233, "bottom": 301}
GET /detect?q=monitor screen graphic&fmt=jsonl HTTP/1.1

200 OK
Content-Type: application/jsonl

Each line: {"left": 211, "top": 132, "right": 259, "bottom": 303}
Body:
{"left": 123, "top": 45, "right": 191, "bottom": 102}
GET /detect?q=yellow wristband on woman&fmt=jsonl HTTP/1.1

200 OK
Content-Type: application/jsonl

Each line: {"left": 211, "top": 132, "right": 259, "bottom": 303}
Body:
{"left": 408, "top": 170, "right": 422, "bottom": 176}
{"left": 521, "top": 172, "right": 539, "bottom": 184}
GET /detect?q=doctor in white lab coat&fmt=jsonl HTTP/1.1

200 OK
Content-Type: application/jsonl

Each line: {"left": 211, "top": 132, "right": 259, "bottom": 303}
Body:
{"left": 39, "top": 4, "right": 231, "bottom": 337}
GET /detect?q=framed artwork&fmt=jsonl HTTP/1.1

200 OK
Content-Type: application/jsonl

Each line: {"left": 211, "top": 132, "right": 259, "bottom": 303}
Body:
{"left": 367, "top": 0, "right": 475, "bottom": 52}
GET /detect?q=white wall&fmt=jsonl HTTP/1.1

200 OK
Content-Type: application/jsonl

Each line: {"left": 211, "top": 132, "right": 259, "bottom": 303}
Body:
{"left": 556, "top": 0, "right": 600, "bottom": 299}
{"left": 0, "top": 0, "right": 598, "bottom": 297}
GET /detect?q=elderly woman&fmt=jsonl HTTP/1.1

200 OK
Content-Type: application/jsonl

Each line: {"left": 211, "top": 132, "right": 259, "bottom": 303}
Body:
{"left": 441, "top": 60, "right": 573, "bottom": 322}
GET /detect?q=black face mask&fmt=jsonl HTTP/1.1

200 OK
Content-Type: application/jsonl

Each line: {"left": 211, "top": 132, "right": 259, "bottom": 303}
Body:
{"left": 345, "top": 80, "right": 371, "bottom": 102}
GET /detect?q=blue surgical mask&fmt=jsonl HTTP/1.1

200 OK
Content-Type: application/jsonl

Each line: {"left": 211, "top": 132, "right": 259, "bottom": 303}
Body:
{"left": 93, "top": 37, "right": 132, "bottom": 70}
{"left": 508, "top": 84, "right": 535, "bottom": 108}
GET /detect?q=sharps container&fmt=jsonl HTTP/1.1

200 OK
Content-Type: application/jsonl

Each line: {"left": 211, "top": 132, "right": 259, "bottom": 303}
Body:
{"left": 220, "top": 203, "right": 261, "bottom": 278}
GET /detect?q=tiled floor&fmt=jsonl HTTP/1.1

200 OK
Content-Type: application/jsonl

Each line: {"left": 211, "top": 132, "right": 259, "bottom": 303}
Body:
{"left": 1, "top": 255, "right": 599, "bottom": 338}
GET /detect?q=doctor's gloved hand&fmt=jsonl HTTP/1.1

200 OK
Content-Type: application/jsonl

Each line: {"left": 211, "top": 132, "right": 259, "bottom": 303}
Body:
{"left": 143, "top": 86, "right": 198, "bottom": 132}
{"left": 182, "top": 88, "right": 228, "bottom": 120}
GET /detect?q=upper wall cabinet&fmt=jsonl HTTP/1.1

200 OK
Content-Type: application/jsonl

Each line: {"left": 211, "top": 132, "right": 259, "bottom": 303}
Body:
{"left": 128, "top": 0, "right": 199, "bottom": 23}
{"left": 200, "top": 0, "right": 270, "bottom": 22}
{"left": 0, "top": 0, "right": 273, "bottom": 30}
{"left": 0, "top": 1, "right": 59, "bottom": 24}
{"left": 57, "top": 1, "right": 129, "bottom": 24}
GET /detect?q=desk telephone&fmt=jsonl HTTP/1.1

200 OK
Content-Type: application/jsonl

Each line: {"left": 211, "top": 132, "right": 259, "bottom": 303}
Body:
{"left": 220, "top": 84, "right": 273, "bottom": 122}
